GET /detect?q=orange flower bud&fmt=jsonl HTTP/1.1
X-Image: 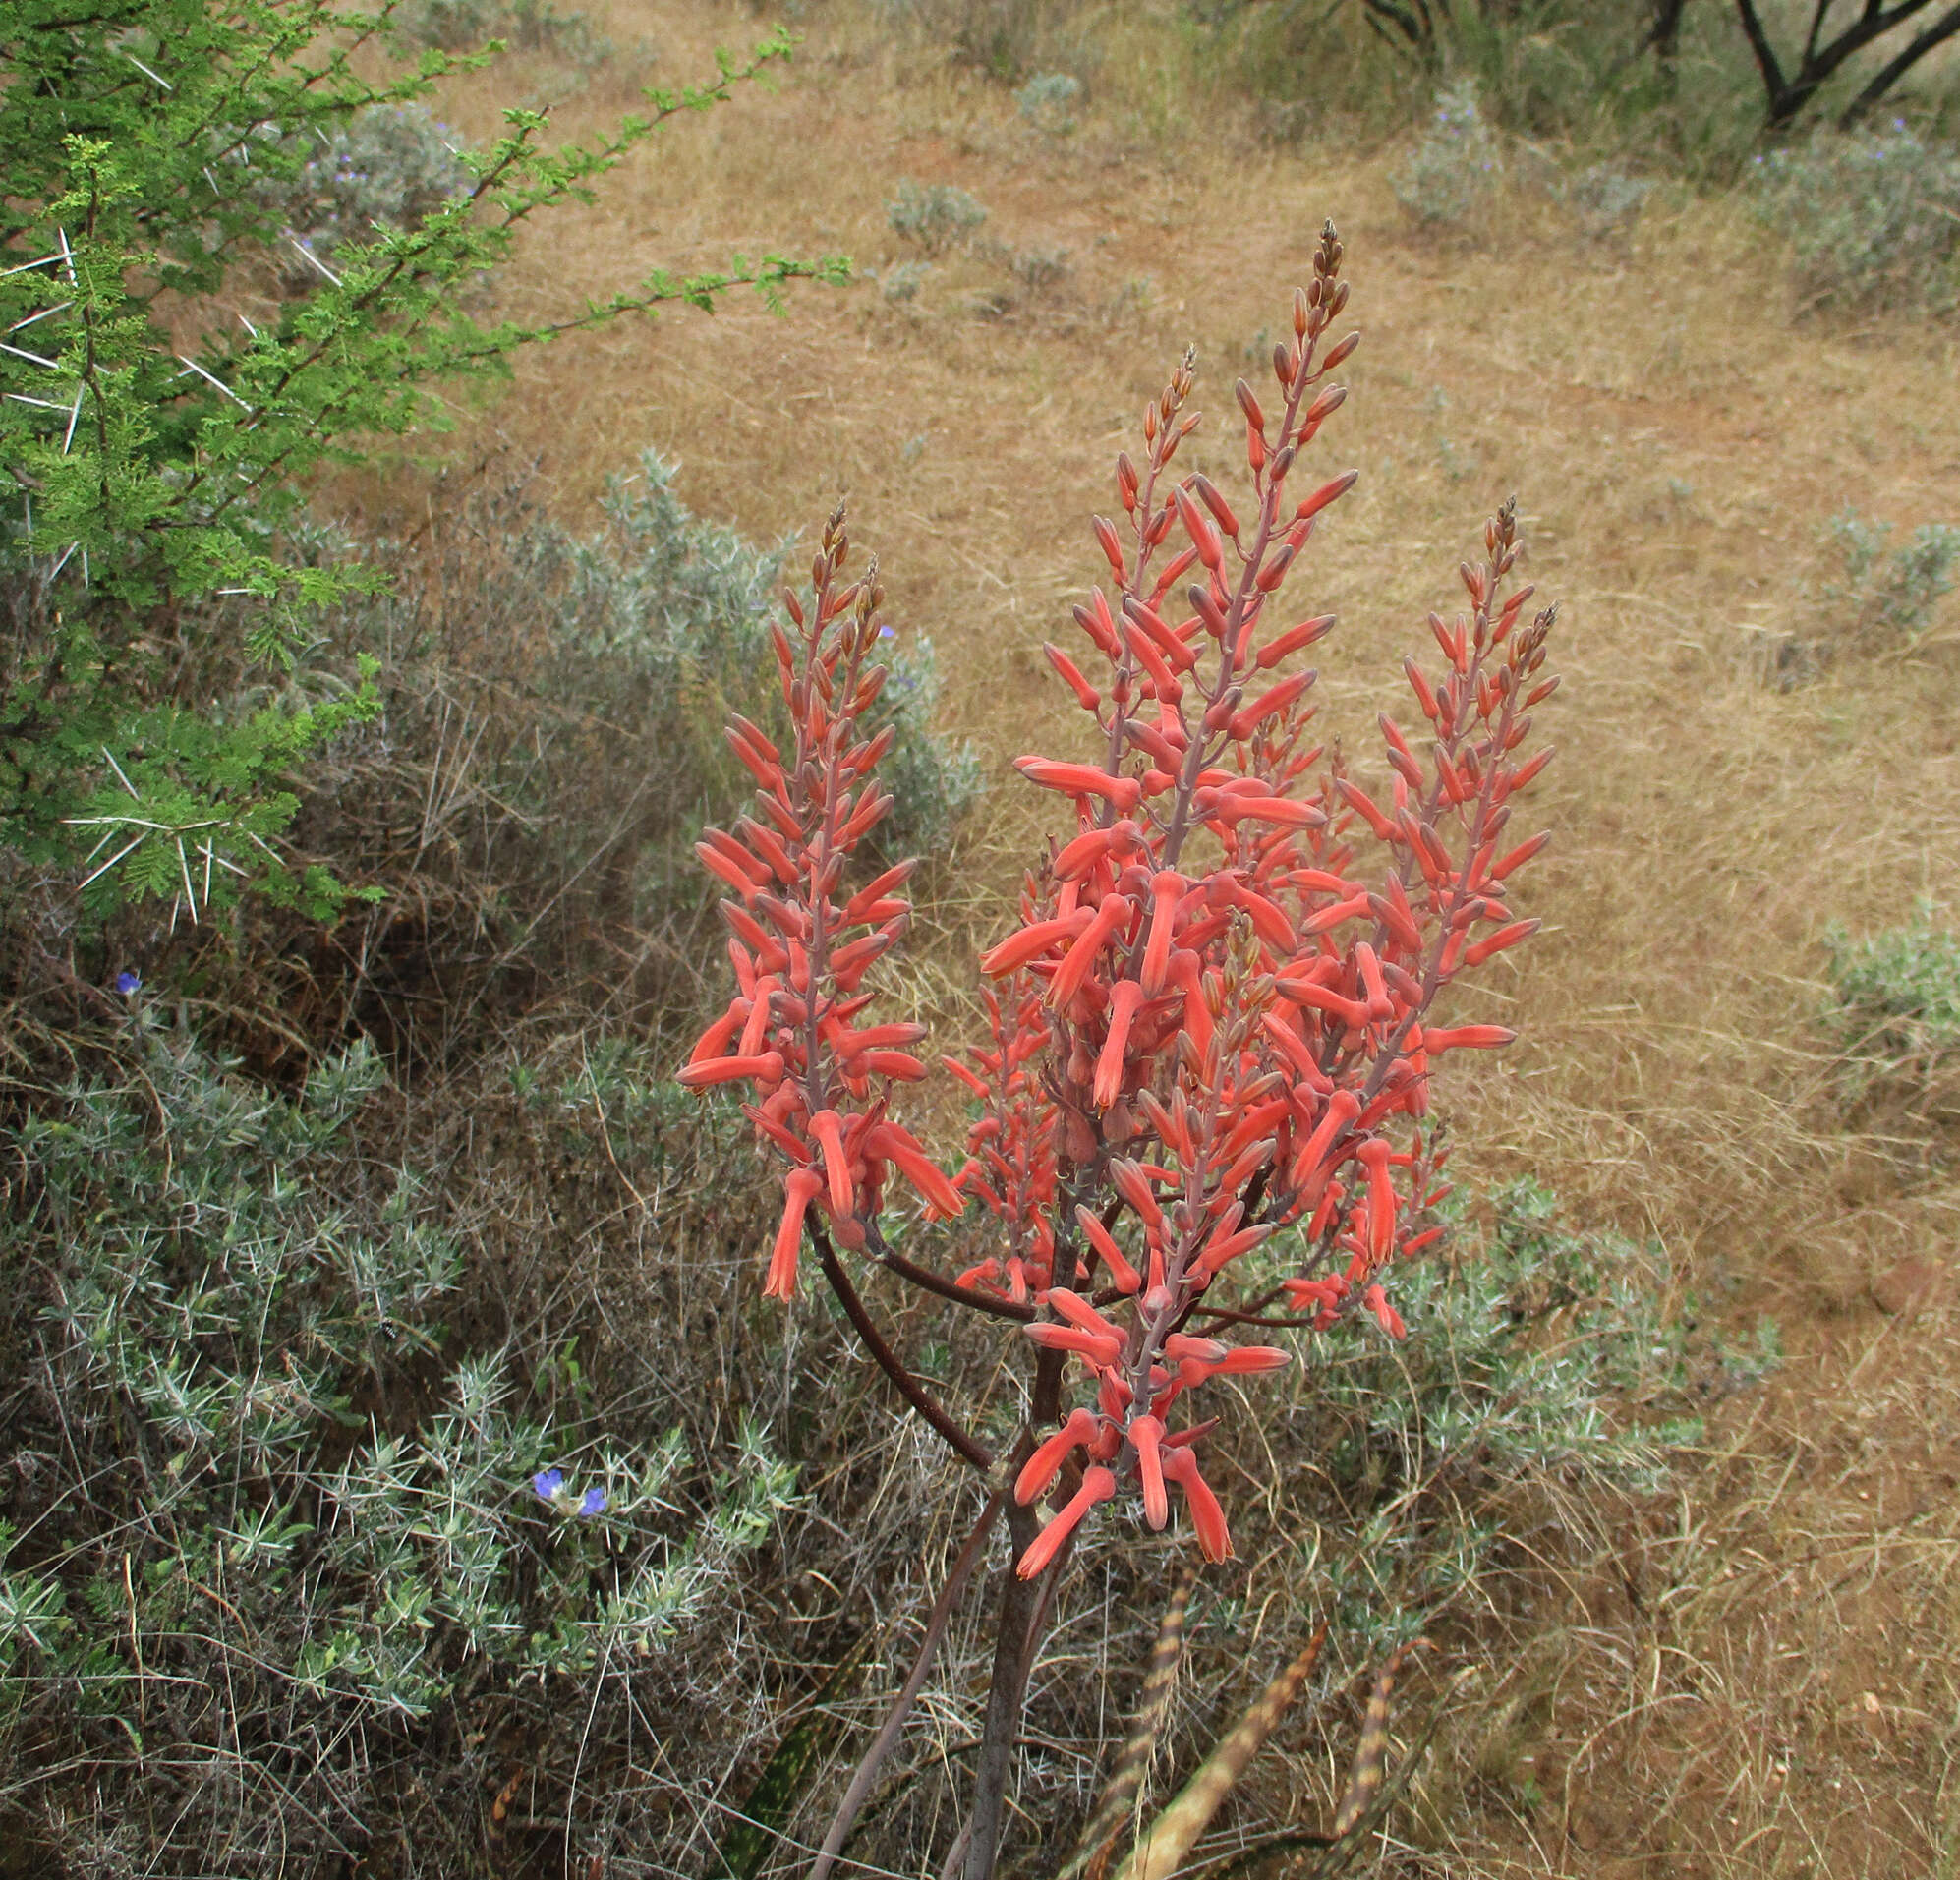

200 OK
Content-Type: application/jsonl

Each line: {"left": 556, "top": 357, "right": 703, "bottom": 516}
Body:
{"left": 1044, "top": 643, "right": 1101, "bottom": 712}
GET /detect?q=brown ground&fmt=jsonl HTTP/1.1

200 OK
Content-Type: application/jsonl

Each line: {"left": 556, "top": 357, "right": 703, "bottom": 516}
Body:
{"left": 342, "top": 7, "right": 1960, "bottom": 1873}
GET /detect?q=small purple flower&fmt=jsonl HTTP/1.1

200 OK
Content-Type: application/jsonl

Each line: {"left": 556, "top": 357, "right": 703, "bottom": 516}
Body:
{"left": 577, "top": 1487, "right": 608, "bottom": 1517}
{"left": 532, "top": 1468, "right": 564, "bottom": 1503}
{"left": 878, "top": 624, "right": 896, "bottom": 640}
{"left": 114, "top": 971, "right": 141, "bottom": 996}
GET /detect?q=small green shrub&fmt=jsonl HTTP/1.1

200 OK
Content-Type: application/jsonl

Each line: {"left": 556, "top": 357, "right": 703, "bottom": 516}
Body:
{"left": 1394, "top": 82, "right": 1503, "bottom": 229}
{"left": 975, "top": 235, "right": 1072, "bottom": 304}
{"left": 1750, "top": 123, "right": 1960, "bottom": 316}
{"left": 1823, "top": 904, "right": 1960, "bottom": 1102}
{"left": 881, "top": 258, "right": 931, "bottom": 302}
{"left": 534, "top": 452, "right": 982, "bottom": 872}
{"left": 1562, "top": 161, "right": 1653, "bottom": 239}
{"left": 888, "top": 178, "right": 990, "bottom": 255}
{"left": 397, "top": 0, "right": 611, "bottom": 62}
{"left": 1822, "top": 506, "right": 1960, "bottom": 641}
{"left": 1015, "top": 71, "right": 1082, "bottom": 136}
{"left": 1, "top": 1020, "right": 795, "bottom": 1861}
{"left": 251, "top": 103, "right": 476, "bottom": 267}
{"left": 300, "top": 453, "right": 979, "bottom": 938}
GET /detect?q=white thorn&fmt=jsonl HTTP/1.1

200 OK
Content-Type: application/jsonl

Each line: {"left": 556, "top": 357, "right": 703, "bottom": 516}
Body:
{"left": 79, "top": 837, "right": 143, "bottom": 890}
{"left": 101, "top": 746, "right": 140, "bottom": 798}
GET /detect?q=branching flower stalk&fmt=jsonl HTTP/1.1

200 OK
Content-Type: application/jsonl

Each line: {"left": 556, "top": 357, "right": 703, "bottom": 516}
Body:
{"left": 680, "top": 223, "right": 1559, "bottom": 1880}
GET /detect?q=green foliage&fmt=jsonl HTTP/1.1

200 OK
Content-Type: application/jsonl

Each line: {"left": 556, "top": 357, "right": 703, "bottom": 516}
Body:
{"left": 1562, "top": 161, "right": 1654, "bottom": 239}
{"left": 888, "top": 178, "right": 991, "bottom": 255}
{"left": 550, "top": 454, "right": 978, "bottom": 863}
{"left": 0, "top": 0, "right": 841, "bottom": 920}
{"left": 397, "top": 0, "right": 610, "bottom": 62}
{"left": 1750, "top": 124, "right": 1960, "bottom": 316}
{"left": 1262, "top": 1179, "right": 1714, "bottom": 1645}
{"left": 1393, "top": 83, "right": 1503, "bottom": 229}
{"left": 1, "top": 1019, "right": 796, "bottom": 1845}
{"left": 1015, "top": 70, "right": 1082, "bottom": 136}
{"left": 984, "top": 236, "right": 1074, "bottom": 302}
{"left": 251, "top": 102, "right": 478, "bottom": 269}
{"left": 1820, "top": 506, "right": 1960, "bottom": 641}
{"left": 1823, "top": 902, "right": 1960, "bottom": 1099}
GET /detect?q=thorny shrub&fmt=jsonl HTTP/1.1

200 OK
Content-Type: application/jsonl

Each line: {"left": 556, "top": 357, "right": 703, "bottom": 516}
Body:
{"left": 680, "top": 222, "right": 1563, "bottom": 1878}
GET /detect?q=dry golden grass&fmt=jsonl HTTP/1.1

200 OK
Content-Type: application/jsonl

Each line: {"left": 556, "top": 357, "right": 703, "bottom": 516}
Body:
{"left": 339, "top": 6, "right": 1960, "bottom": 1872}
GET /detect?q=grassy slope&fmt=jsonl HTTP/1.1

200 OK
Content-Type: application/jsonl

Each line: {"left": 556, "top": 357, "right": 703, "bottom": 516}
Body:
{"left": 334, "top": 7, "right": 1960, "bottom": 1873}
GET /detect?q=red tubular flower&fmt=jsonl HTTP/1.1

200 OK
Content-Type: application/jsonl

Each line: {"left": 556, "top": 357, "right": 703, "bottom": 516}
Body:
{"left": 1357, "top": 1138, "right": 1396, "bottom": 1261}
{"left": 1014, "top": 758, "right": 1143, "bottom": 813}
{"left": 685, "top": 260, "right": 1560, "bottom": 1591}
{"left": 1361, "top": 1283, "right": 1407, "bottom": 1339}
{"left": 1128, "top": 1415, "right": 1170, "bottom": 1528}
{"left": 1093, "top": 981, "right": 1146, "bottom": 1110}
{"left": 1421, "top": 1024, "right": 1518, "bottom": 1053}
{"left": 1075, "top": 1204, "right": 1142, "bottom": 1294}
{"left": 1026, "top": 1322, "right": 1126, "bottom": 1366}
{"left": 1017, "top": 1466, "right": 1118, "bottom": 1580}
{"left": 979, "top": 910, "right": 1090, "bottom": 979}
{"left": 1015, "top": 1406, "right": 1103, "bottom": 1505}
{"left": 767, "top": 1169, "right": 825, "bottom": 1300}
{"left": 1049, "top": 893, "right": 1135, "bottom": 1008}
{"left": 1162, "top": 1447, "right": 1233, "bottom": 1563}
{"left": 808, "top": 1109, "right": 856, "bottom": 1217}
{"left": 866, "top": 1122, "right": 964, "bottom": 1217}
{"left": 677, "top": 1052, "right": 784, "bottom": 1090}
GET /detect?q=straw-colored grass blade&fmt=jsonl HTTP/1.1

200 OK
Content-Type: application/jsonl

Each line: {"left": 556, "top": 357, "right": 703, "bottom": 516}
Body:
{"left": 1110, "top": 1622, "right": 1330, "bottom": 1880}
{"left": 1058, "top": 1563, "right": 1200, "bottom": 1880}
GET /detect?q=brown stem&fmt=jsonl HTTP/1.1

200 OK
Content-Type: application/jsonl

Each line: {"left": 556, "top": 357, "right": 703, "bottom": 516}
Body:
{"left": 960, "top": 1492, "right": 1046, "bottom": 1880}
{"left": 812, "top": 1224, "right": 993, "bottom": 1471}
{"left": 810, "top": 1489, "right": 1007, "bottom": 1880}
{"left": 866, "top": 1223, "right": 1036, "bottom": 1323}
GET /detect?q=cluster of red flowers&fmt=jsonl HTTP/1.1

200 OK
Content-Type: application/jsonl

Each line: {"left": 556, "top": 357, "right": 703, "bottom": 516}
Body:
{"left": 677, "top": 518, "right": 962, "bottom": 1294}
{"left": 683, "top": 223, "right": 1557, "bottom": 1584}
